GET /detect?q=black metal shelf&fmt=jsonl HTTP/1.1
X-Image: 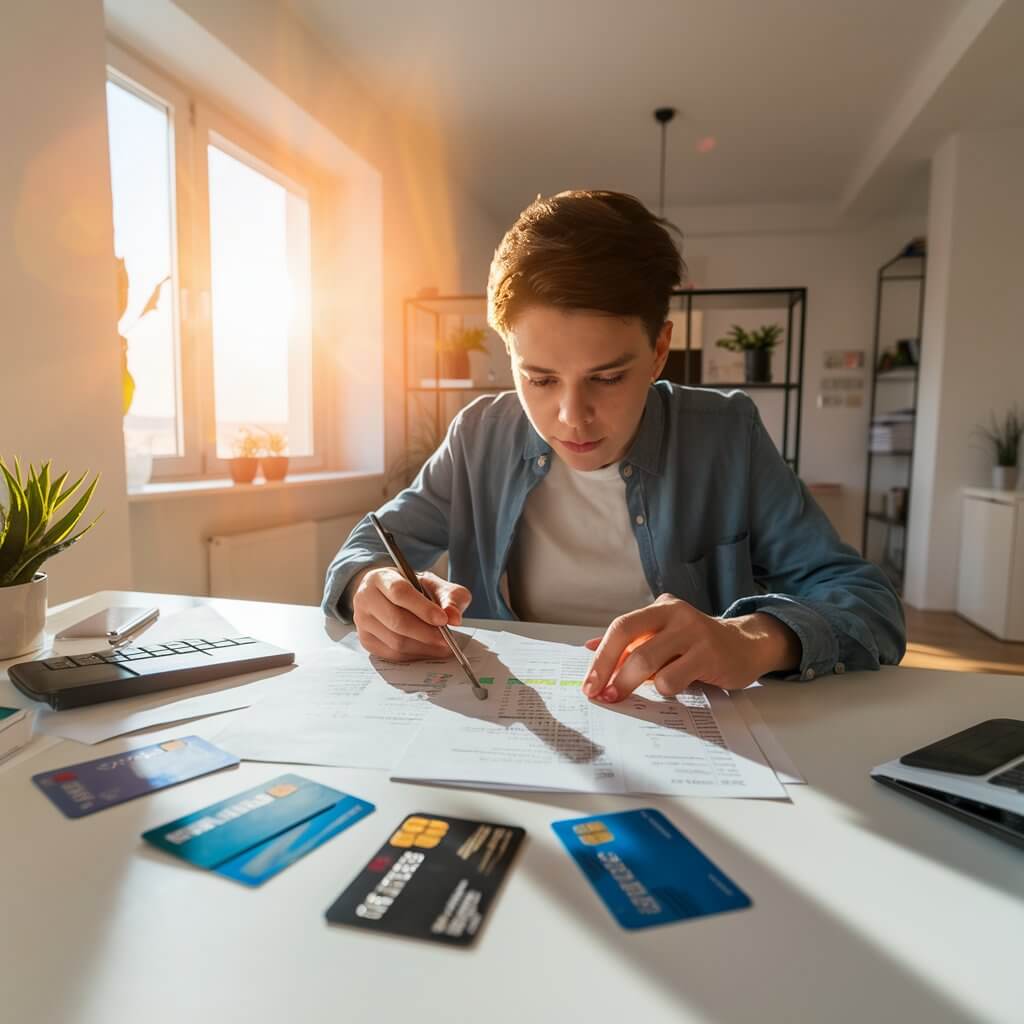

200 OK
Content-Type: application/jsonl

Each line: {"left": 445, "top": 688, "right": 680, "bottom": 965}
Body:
{"left": 404, "top": 286, "right": 807, "bottom": 475}
{"left": 861, "top": 248, "right": 926, "bottom": 595}
{"left": 867, "top": 512, "right": 906, "bottom": 527}
{"left": 664, "top": 286, "right": 806, "bottom": 472}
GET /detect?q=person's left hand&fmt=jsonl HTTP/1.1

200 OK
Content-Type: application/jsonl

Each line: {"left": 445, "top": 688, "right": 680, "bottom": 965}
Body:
{"left": 581, "top": 594, "right": 801, "bottom": 702}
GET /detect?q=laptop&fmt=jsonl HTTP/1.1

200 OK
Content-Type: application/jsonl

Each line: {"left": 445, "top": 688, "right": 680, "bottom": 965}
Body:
{"left": 871, "top": 718, "right": 1024, "bottom": 850}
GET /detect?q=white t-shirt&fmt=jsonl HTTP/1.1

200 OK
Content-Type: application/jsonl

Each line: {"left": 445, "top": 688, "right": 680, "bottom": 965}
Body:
{"left": 508, "top": 455, "right": 655, "bottom": 627}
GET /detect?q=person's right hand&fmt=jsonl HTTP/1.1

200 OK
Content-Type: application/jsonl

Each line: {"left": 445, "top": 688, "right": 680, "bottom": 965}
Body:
{"left": 350, "top": 567, "right": 472, "bottom": 662}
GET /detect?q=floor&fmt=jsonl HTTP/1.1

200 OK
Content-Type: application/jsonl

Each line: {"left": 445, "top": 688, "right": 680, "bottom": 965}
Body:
{"left": 903, "top": 605, "right": 1024, "bottom": 676}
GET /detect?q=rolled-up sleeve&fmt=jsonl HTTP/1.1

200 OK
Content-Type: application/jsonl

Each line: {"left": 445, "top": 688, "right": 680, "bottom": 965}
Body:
{"left": 721, "top": 400, "right": 906, "bottom": 677}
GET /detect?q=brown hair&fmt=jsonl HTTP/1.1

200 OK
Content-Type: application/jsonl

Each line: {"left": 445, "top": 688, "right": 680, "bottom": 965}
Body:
{"left": 487, "top": 190, "right": 685, "bottom": 346}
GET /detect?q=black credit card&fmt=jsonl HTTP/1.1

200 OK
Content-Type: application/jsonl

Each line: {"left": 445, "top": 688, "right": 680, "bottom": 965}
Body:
{"left": 325, "top": 813, "right": 525, "bottom": 946}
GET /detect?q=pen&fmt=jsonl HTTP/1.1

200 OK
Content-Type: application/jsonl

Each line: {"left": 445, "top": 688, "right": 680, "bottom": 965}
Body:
{"left": 107, "top": 608, "right": 160, "bottom": 648}
{"left": 368, "top": 513, "right": 488, "bottom": 700}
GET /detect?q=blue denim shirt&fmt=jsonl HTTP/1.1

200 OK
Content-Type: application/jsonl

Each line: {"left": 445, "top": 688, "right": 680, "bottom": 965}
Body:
{"left": 322, "top": 383, "right": 906, "bottom": 678}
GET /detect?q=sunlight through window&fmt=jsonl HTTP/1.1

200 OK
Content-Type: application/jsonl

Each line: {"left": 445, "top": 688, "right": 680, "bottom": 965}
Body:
{"left": 107, "top": 78, "right": 181, "bottom": 457}
{"left": 207, "top": 140, "right": 314, "bottom": 459}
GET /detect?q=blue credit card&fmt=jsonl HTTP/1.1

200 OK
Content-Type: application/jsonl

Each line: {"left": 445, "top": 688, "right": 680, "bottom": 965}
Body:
{"left": 143, "top": 773, "right": 373, "bottom": 880}
{"left": 32, "top": 736, "right": 238, "bottom": 818}
{"left": 216, "top": 795, "right": 374, "bottom": 887}
{"left": 552, "top": 808, "right": 751, "bottom": 929}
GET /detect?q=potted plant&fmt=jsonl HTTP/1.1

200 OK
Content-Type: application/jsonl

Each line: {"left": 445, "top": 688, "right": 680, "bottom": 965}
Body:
{"left": 438, "top": 326, "right": 488, "bottom": 380}
{"left": 975, "top": 405, "right": 1022, "bottom": 491}
{"left": 715, "top": 323, "right": 783, "bottom": 383}
{"left": 260, "top": 430, "right": 289, "bottom": 482}
{"left": 229, "top": 427, "right": 262, "bottom": 484}
{"left": 0, "top": 458, "right": 101, "bottom": 658}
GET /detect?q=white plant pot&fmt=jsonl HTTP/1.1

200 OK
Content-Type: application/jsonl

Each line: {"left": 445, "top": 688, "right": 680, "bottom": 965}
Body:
{"left": 0, "top": 573, "right": 48, "bottom": 660}
{"left": 992, "top": 465, "right": 1019, "bottom": 491}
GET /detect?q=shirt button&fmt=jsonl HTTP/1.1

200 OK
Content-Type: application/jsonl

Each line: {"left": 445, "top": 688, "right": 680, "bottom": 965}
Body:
{"left": 834, "top": 662, "right": 845, "bottom": 674}
{"left": 537, "top": 456, "right": 547, "bottom": 468}
{"left": 635, "top": 514, "right": 645, "bottom": 526}
{"left": 622, "top": 465, "right": 633, "bottom": 478}
{"left": 802, "top": 668, "right": 816, "bottom": 681}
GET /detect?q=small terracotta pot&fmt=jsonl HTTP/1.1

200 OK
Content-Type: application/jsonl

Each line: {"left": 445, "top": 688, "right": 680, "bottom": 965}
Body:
{"left": 441, "top": 349, "right": 471, "bottom": 379}
{"left": 261, "top": 456, "right": 289, "bottom": 482}
{"left": 229, "top": 457, "right": 258, "bottom": 484}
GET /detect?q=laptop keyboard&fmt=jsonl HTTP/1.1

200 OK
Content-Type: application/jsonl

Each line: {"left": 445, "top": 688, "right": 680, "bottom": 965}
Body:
{"left": 39, "top": 637, "right": 260, "bottom": 670}
{"left": 990, "top": 763, "right": 1024, "bottom": 793}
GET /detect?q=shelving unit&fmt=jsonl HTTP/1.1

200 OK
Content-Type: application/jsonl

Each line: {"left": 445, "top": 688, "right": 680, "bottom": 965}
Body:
{"left": 403, "top": 286, "right": 807, "bottom": 473}
{"left": 663, "top": 286, "right": 807, "bottom": 471}
{"left": 861, "top": 250, "right": 927, "bottom": 592}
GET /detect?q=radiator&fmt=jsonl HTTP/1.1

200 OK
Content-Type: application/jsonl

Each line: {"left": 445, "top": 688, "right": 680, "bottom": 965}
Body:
{"left": 208, "top": 521, "right": 321, "bottom": 606}
{"left": 207, "top": 513, "right": 441, "bottom": 606}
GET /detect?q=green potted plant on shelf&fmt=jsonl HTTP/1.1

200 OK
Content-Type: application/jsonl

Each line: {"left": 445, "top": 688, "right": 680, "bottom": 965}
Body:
{"left": 229, "top": 427, "right": 262, "bottom": 484}
{"left": 714, "top": 323, "right": 783, "bottom": 383}
{"left": 975, "top": 405, "right": 1022, "bottom": 491}
{"left": 260, "top": 429, "right": 289, "bottom": 482}
{"left": 438, "top": 326, "right": 488, "bottom": 380}
{"left": 0, "top": 458, "right": 101, "bottom": 658}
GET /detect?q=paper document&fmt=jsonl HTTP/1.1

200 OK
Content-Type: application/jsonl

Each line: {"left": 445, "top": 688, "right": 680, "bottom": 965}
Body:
{"left": 9, "top": 608, "right": 284, "bottom": 745}
{"left": 213, "top": 632, "right": 488, "bottom": 770}
{"left": 391, "top": 632, "right": 787, "bottom": 798}
{"left": 217, "top": 628, "right": 786, "bottom": 798}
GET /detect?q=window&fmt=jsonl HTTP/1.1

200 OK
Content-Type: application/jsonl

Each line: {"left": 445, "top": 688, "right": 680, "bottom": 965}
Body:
{"left": 107, "top": 73, "right": 183, "bottom": 460}
{"left": 207, "top": 138, "right": 314, "bottom": 459}
{"left": 105, "top": 46, "right": 327, "bottom": 480}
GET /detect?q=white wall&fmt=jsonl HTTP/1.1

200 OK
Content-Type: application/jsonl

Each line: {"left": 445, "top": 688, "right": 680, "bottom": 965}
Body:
{"left": 904, "top": 128, "right": 1024, "bottom": 610}
{"left": 117, "top": 0, "right": 501, "bottom": 598}
{"left": 668, "top": 204, "right": 927, "bottom": 547}
{"left": 0, "top": 0, "right": 133, "bottom": 605}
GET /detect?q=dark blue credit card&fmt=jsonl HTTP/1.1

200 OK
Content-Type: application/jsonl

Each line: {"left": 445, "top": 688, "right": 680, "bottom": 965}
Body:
{"left": 552, "top": 808, "right": 751, "bottom": 929}
{"left": 143, "top": 773, "right": 374, "bottom": 885}
{"left": 32, "top": 736, "right": 238, "bottom": 818}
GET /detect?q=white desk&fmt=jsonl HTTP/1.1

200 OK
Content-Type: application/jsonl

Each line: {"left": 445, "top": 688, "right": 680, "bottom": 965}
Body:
{"left": 2, "top": 591, "right": 1022, "bottom": 1024}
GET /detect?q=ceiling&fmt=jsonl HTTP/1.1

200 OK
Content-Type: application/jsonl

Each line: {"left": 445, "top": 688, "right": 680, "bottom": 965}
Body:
{"left": 284, "top": 0, "right": 1020, "bottom": 225}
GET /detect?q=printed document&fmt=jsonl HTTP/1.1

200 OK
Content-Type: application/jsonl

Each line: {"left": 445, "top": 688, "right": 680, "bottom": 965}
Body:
{"left": 215, "top": 628, "right": 787, "bottom": 799}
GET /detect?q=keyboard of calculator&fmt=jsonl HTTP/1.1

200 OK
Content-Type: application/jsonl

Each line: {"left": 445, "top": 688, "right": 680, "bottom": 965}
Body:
{"left": 8, "top": 637, "right": 295, "bottom": 710}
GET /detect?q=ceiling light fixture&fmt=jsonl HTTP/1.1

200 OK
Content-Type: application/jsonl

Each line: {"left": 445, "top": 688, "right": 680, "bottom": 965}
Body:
{"left": 653, "top": 106, "right": 677, "bottom": 216}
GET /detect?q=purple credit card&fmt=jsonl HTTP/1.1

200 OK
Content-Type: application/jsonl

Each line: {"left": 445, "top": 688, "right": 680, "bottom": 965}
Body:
{"left": 32, "top": 735, "right": 239, "bottom": 818}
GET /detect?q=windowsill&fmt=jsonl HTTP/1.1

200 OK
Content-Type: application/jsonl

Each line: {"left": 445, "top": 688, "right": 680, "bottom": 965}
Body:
{"left": 127, "top": 469, "right": 382, "bottom": 503}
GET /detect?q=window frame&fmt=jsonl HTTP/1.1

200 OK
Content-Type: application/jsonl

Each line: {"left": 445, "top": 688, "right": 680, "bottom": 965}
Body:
{"left": 106, "top": 44, "right": 202, "bottom": 479}
{"left": 192, "top": 103, "right": 327, "bottom": 476}
{"left": 106, "top": 45, "right": 330, "bottom": 481}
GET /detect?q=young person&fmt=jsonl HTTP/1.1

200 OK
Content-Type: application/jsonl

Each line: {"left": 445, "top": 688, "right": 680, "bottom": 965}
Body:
{"left": 323, "top": 190, "right": 905, "bottom": 702}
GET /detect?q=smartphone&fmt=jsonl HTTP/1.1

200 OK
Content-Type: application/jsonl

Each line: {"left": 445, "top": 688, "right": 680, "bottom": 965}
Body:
{"left": 54, "top": 606, "right": 160, "bottom": 642}
{"left": 900, "top": 718, "right": 1024, "bottom": 775}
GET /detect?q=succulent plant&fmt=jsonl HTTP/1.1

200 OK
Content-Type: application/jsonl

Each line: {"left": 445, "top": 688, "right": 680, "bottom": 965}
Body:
{"left": 0, "top": 458, "right": 101, "bottom": 587}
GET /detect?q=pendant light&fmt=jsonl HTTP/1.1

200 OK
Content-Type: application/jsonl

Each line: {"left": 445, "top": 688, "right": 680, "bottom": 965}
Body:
{"left": 653, "top": 107, "right": 677, "bottom": 216}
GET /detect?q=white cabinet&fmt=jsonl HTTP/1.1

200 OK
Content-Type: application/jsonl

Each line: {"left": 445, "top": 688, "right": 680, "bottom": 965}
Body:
{"left": 956, "top": 488, "right": 1024, "bottom": 641}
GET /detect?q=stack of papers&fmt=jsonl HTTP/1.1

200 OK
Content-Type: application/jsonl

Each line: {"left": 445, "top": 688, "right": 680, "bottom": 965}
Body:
{"left": 214, "top": 628, "right": 797, "bottom": 800}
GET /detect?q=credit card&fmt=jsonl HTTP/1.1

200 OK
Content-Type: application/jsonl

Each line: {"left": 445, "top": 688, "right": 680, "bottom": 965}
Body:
{"left": 144, "top": 773, "right": 373, "bottom": 881}
{"left": 551, "top": 808, "right": 751, "bottom": 929}
{"left": 32, "top": 736, "right": 238, "bottom": 818}
{"left": 216, "top": 795, "right": 375, "bottom": 887}
{"left": 325, "top": 813, "right": 525, "bottom": 946}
